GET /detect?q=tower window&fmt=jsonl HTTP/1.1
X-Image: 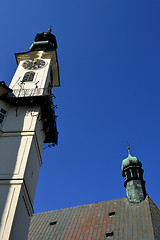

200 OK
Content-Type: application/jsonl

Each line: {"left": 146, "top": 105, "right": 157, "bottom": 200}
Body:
{"left": 0, "top": 108, "right": 7, "bottom": 124}
{"left": 22, "top": 71, "right": 35, "bottom": 82}
{"left": 49, "top": 221, "right": 57, "bottom": 226}
{"left": 105, "top": 232, "right": 114, "bottom": 238}
{"left": 133, "top": 169, "right": 138, "bottom": 178}
{"left": 109, "top": 211, "right": 115, "bottom": 217}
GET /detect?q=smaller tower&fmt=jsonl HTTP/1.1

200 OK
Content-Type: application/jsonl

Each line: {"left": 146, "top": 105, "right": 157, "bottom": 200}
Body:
{"left": 122, "top": 147, "right": 146, "bottom": 203}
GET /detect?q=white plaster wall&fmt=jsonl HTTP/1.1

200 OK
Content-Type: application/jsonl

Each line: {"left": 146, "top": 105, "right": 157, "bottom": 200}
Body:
{"left": 0, "top": 105, "right": 42, "bottom": 180}
{"left": 9, "top": 188, "right": 31, "bottom": 240}
{"left": 3, "top": 106, "right": 40, "bottom": 132}
{"left": 0, "top": 105, "right": 44, "bottom": 238}
{"left": 0, "top": 135, "right": 32, "bottom": 178}
{"left": 24, "top": 137, "right": 42, "bottom": 204}
{"left": 43, "top": 64, "right": 54, "bottom": 95}
{"left": 0, "top": 181, "right": 22, "bottom": 240}
{"left": 24, "top": 116, "right": 44, "bottom": 204}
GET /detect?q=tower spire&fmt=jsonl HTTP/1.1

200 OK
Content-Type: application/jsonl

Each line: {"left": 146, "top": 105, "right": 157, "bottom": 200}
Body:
{"left": 127, "top": 140, "right": 130, "bottom": 155}
{"left": 122, "top": 148, "right": 146, "bottom": 203}
{"left": 48, "top": 26, "right": 52, "bottom": 32}
{"left": 128, "top": 146, "right": 130, "bottom": 155}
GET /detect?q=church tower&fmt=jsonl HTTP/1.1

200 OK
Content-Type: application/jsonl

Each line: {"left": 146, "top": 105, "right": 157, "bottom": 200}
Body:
{"left": 0, "top": 29, "right": 60, "bottom": 240}
{"left": 122, "top": 147, "right": 146, "bottom": 203}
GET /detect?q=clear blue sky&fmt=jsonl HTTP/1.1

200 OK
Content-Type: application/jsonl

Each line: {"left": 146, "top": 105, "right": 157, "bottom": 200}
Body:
{"left": 1, "top": 0, "right": 160, "bottom": 211}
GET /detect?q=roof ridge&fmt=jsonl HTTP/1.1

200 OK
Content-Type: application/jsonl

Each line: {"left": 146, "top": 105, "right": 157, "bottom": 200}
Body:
{"left": 33, "top": 197, "right": 127, "bottom": 215}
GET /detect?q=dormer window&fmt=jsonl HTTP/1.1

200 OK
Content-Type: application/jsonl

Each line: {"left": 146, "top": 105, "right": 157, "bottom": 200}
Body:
{"left": 0, "top": 108, "right": 7, "bottom": 124}
{"left": 22, "top": 71, "right": 35, "bottom": 82}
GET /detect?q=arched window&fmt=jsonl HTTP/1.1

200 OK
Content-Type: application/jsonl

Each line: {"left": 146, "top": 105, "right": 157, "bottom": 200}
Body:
{"left": 22, "top": 71, "right": 35, "bottom": 82}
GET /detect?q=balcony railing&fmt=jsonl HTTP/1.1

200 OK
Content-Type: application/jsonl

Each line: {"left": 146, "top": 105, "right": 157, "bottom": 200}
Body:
{"left": 7, "top": 88, "right": 52, "bottom": 98}
{"left": 4, "top": 87, "right": 58, "bottom": 144}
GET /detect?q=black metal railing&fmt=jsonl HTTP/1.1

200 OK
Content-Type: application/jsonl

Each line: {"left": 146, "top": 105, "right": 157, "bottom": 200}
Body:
{"left": 7, "top": 87, "right": 52, "bottom": 98}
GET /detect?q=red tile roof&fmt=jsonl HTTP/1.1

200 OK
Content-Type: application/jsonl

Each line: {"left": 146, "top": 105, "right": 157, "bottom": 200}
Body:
{"left": 28, "top": 195, "right": 160, "bottom": 240}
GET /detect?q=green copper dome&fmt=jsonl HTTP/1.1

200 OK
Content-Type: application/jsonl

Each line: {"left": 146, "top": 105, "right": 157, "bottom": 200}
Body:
{"left": 121, "top": 149, "right": 142, "bottom": 171}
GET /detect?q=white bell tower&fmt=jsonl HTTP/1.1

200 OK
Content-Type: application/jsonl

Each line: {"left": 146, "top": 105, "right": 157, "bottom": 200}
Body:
{"left": 0, "top": 29, "right": 60, "bottom": 240}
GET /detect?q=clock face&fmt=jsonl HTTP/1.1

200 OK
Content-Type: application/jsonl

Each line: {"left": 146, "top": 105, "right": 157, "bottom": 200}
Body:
{"left": 22, "top": 59, "right": 46, "bottom": 70}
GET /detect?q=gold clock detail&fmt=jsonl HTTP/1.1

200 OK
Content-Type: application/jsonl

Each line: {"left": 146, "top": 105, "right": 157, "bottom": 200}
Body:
{"left": 22, "top": 59, "right": 46, "bottom": 70}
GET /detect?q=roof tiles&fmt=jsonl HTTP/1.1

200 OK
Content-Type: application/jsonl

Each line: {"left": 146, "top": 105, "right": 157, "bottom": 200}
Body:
{"left": 28, "top": 195, "right": 160, "bottom": 240}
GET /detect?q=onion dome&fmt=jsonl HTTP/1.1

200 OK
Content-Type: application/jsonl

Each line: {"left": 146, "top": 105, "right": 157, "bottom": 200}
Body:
{"left": 121, "top": 147, "right": 142, "bottom": 172}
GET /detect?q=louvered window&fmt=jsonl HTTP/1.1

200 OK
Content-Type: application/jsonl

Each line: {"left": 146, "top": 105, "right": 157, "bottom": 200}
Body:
{"left": 0, "top": 108, "right": 7, "bottom": 124}
{"left": 22, "top": 71, "right": 35, "bottom": 82}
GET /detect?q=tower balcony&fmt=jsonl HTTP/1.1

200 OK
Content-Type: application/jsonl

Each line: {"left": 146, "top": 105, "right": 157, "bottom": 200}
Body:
{"left": 0, "top": 87, "right": 58, "bottom": 145}
{"left": 7, "top": 87, "right": 52, "bottom": 99}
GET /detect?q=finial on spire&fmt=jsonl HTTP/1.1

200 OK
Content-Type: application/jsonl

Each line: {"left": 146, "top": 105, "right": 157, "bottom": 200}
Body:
{"left": 48, "top": 26, "right": 52, "bottom": 33}
{"left": 127, "top": 140, "right": 130, "bottom": 155}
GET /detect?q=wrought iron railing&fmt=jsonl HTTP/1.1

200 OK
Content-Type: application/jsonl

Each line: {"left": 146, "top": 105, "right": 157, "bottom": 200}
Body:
{"left": 3, "top": 87, "right": 58, "bottom": 144}
{"left": 7, "top": 87, "right": 52, "bottom": 98}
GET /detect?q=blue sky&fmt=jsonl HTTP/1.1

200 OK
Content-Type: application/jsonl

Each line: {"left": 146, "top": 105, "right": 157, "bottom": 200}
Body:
{"left": 1, "top": 0, "right": 160, "bottom": 211}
